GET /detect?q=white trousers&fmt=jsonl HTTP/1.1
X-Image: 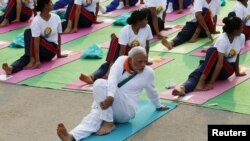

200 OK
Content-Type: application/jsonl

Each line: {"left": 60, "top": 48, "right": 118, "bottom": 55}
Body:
{"left": 70, "top": 79, "right": 136, "bottom": 141}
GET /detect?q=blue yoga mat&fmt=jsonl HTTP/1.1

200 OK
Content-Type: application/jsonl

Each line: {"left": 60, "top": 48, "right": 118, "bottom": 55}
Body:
{"left": 83, "top": 100, "right": 177, "bottom": 141}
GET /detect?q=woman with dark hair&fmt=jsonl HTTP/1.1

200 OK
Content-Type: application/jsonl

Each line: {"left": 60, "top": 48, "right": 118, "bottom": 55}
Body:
{"left": 162, "top": 0, "right": 220, "bottom": 50}
{"left": 172, "top": 16, "right": 246, "bottom": 96}
{"left": 63, "top": 0, "right": 101, "bottom": 33}
{"left": 229, "top": 0, "right": 250, "bottom": 40}
{"left": 2, "top": 0, "right": 67, "bottom": 75}
{"left": 79, "top": 10, "right": 153, "bottom": 84}
{"left": 143, "top": 0, "right": 167, "bottom": 38}
{"left": 0, "top": 0, "right": 35, "bottom": 27}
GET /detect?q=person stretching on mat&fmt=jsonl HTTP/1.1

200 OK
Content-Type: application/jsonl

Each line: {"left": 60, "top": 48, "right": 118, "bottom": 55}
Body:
{"left": 172, "top": 16, "right": 246, "bottom": 96}
{"left": 53, "top": 0, "right": 69, "bottom": 10}
{"left": 167, "top": 0, "right": 192, "bottom": 14}
{"left": 143, "top": 0, "right": 167, "bottom": 39}
{"left": 227, "top": 0, "right": 250, "bottom": 41}
{"left": 2, "top": 0, "right": 67, "bottom": 75}
{"left": 62, "top": 0, "right": 102, "bottom": 33}
{"left": 79, "top": 10, "right": 153, "bottom": 84}
{"left": 162, "top": 0, "right": 220, "bottom": 50}
{"left": 99, "top": 0, "right": 138, "bottom": 14}
{"left": 0, "top": 0, "right": 35, "bottom": 27}
{"left": 57, "top": 47, "right": 169, "bottom": 141}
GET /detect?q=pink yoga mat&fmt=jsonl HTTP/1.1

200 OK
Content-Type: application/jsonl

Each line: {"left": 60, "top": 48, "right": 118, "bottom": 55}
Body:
{"left": 0, "top": 40, "right": 10, "bottom": 49}
{"left": 0, "top": 21, "right": 31, "bottom": 34}
{"left": 0, "top": 51, "right": 81, "bottom": 83}
{"left": 64, "top": 57, "right": 173, "bottom": 91}
{"left": 165, "top": 8, "right": 191, "bottom": 21}
{"left": 160, "top": 70, "right": 250, "bottom": 105}
{"left": 99, "top": 4, "right": 142, "bottom": 17}
{"left": 100, "top": 26, "right": 182, "bottom": 49}
{"left": 191, "top": 41, "right": 250, "bottom": 57}
{"left": 61, "top": 20, "right": 112, "bottom": 44}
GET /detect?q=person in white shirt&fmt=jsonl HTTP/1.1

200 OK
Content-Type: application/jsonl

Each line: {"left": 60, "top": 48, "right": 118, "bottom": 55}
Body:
{"left": 228, "top": 0, "right": 250, "bottom": 40}
{"left": 57, "top": 47, "right": 169, "bottom": 141}
{"left": 0, "top": 0, "right": 35, "bottom": 27}
{"left": 63, "top": 0, "right": 102, "bottom": 33}
{"left": 162, "top": 0, "right": 220, "bottom": 50}
{"left": 79, "top": 10, "right": 153, "bottom": 84}
{"left": 143, "top": 0, "right": 166, "bottom": 38}
{"left": 2, "top": 0, "right": 68, "bottom": 75}
{"left": 172, "top": 16, "right": 247, "bottom": 96}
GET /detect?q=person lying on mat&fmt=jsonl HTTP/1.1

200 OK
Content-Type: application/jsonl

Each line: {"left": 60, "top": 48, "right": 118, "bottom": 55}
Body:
{"left": 79, "top": 10, "right": 153, "bottom": 84}
{"left": 172, "top": 16, "right": 246, "bottom": 96}
{"left": 2, "top": 0, "right": 67, "bottom": 75}
{"left": 57, "top": 47, "right": 169, "bottom": 141}
{"left": 62, "top": 0, "right": 102, "bottom": 33}
{"left": 143, "top": 0, "right": 167, "bottom": 39}
{"left": 227, "top": 0, "right": 250, "bottom": 41}
{"left": 99, "top": 0, "right": 138, "bottom": 14}
{"left": 0, "top": 0, "right": 36, "bottom": 27}
{"left": 162, "top": 0, "right": 220, "bottom": 50}
{"left": 167, "top": 0, "right": 192, "bottom": 14}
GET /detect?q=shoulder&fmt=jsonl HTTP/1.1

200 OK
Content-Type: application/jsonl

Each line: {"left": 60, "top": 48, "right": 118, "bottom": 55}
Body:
{"left": 116, "top": 56, "right": 128, "bottom": 63}
{"left": 142, "top": 66, "right": 154, "bottom": 77}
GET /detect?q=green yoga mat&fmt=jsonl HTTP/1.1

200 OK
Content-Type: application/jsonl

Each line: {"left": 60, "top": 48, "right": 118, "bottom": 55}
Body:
{"left": 203, "top": 79, "right": 250, "bottom": 115}
{"left": 82, "top": 100, "right": 177, "bottom": 141}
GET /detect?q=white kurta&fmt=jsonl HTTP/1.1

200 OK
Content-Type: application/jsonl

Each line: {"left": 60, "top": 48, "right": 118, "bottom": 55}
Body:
{"left": 70, "top": 56, "right": 162, "bottom": 141}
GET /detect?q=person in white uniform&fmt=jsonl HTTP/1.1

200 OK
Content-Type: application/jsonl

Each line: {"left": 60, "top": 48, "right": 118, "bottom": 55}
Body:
{"left": 57, "top": 47, "right": 169, "bottom": 141}
{"left": 0, "top": 0, "right": 35, "bottom": 27}
{"left": 172, "top": 16, "right": 247, "bottom": 96}
{"left": 79, "top": 10, "right": 153, "bottom": 84}
{"left": 228, "top": 0, "right": 250, "bottom": 40}
{"left": 162, "top": 0, "right": 220, "bottom": 50}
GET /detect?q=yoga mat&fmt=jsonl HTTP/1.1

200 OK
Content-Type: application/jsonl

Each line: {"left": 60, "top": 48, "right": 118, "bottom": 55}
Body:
{"left": 203, "top": 79, "right": 250, "bottom": 115}
{"left": 165, "top": 8, "right": 191, "bottom": 22}
{"left": 0, "top": 40, "right": 10, "bottom": 49}
{"left": 150, "top": 33, "right": 220, "bottom": 54}
{"left": 191, "top": 40, "right": 250, "bottom": 57}
{"left": 100, "top": 25, "right": 182, "bottom": 49}
{"left": 99, "top": 4, "right": 142, "bottom": 17}
{"left": 159, "top": 69, "right": 250, "bottom": 105}
{"left": 83, "top": 100, "right": 177, "bottom": 141}
{"left": 64, "top": 57, "right": 173, "bottom": 91}
{"left": 61, "top": 20, "right": 113, "bottom": 44}
{"left": 0, "top": 50, "right": 81, "bottom": 83}
{"left": 0, "top": 21, "right": 30, "bottom": 34}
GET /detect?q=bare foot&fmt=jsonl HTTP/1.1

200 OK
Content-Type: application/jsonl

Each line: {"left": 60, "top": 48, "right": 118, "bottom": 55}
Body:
{"left": 177, "top": 9, "right": 183, "bottom": 14}
{"left": 2, "top": 63, "right": 12, "bottom": 75}
{"left": 31, "top": 62, "right": 41, "bottom": 69}
{"left": 0, "top": 19, "right": 9, "bottom": 27}
{"left": 57, "top": 123, "right": 73, "bottom": 141}
{"left": 12, "top": 19, "right": 20, "bottom": 23}
{"left": 161, "top": 38, "right": 173, "bottom": 50}
{"left": 189, "top": 33, "right": 199, "bottom": 43}
{"left": 195, "top": 78, "right": 206, "bottom": 91}
{"left": 64, "top": 27, "right": 72, "bottom": 34}
{"left": 24, "top": 60, "right": 35, "bottom": 69}
{"left": 172, "top": 86, "right": 185, "bottom": 96}
{"left": 79, "top": 73, "right": 94, "bottom": 84}
{"left": 96, "top": 121, "right": 115, "bottom": 135}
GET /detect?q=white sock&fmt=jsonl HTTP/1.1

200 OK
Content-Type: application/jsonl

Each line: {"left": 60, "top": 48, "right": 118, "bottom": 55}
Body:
{"left": 116, "top": 1, "right": 124, "bottom": 10}
{"left": 99, "top": 6, "right": 107, "bottom": 14}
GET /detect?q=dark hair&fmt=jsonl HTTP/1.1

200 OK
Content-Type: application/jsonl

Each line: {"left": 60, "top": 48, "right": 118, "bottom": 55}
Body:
{"left": 127, "top": 10, "right": 148, "bottom": 25}
{"left": 35, "top": 0, "right": 50, "bottom": 12}
{"left": 222, "top": 16, "right": 242, "bottom": 34}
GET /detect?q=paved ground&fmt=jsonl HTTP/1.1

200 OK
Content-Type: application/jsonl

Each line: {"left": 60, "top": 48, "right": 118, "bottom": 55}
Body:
{"left": 1, "top": 82, "right": 250, "bottom": 141}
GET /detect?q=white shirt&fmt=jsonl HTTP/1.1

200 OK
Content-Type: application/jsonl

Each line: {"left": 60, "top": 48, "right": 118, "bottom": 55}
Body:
{"left": 144, "top": 0, "right": 167, "bottom": 19}
{"left": 119, "top": 24, "right": 153, "bottom": 48}
{"left": 214, "top": 33, "right": 245, "bottom": 63}
{"left": 22, "top": 0, "right": 35, "bottom": 9}
{"left": 190, "top": 0, "right": 220, "bottom": 22}
{"left": 74, "top": 0, "right": 99, "bottom": 14}
{"left": 107, "top": 56, "right": 161, "bottom": 108}
{"left": 31, "top": 13, "right": 62, "bottom": 44}
{"left": 234, "top": 1, "right": 250, "bottom": 26}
